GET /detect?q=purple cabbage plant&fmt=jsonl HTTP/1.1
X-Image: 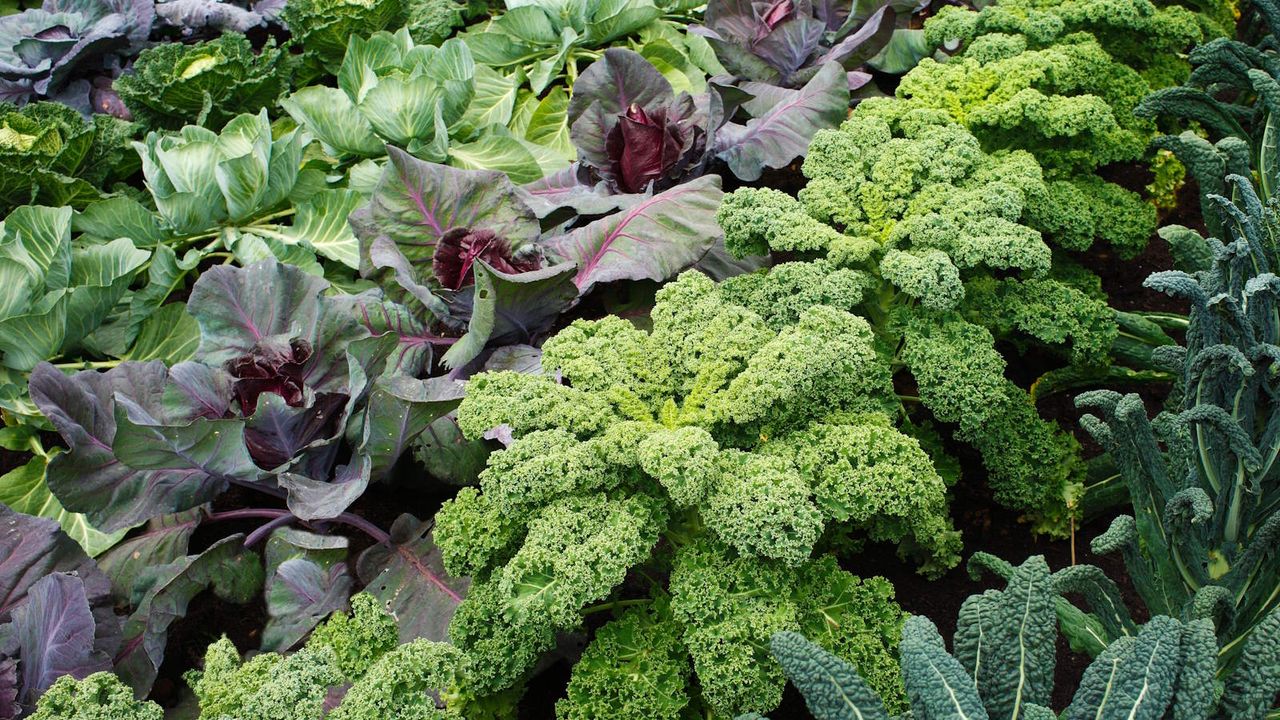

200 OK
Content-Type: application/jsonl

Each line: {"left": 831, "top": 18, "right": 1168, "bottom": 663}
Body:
{"left": 691, "top": 0, "right": 897, "bottom": 90}
{"left": 350, "top": 146, "right": 726, "bottom": 372}
{"left": 12, "top": 260, "right": 472, "bottom": 703}
{"left": 519, "top": 47, "right": 850, "bottom": 219}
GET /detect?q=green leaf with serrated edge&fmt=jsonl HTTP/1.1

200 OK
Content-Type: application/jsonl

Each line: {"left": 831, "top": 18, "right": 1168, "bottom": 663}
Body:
{"left": 0, "top": 454, "right": 127, "bottom": 556}
{"left": 125, "top": 304, "right": 200, "bottom": 363}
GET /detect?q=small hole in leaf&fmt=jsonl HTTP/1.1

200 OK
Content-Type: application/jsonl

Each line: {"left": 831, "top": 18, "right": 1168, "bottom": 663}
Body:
{"left": 479, "top": 289, "right": 490, "bottom": 299}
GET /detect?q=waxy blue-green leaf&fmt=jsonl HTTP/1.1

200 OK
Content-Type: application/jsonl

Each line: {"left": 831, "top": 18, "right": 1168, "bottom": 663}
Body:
{"left": 261, "top": 528, "right": 352, "bottom": 652}
{"left": 29, "top": 361, "right": 253, "bottom": 532}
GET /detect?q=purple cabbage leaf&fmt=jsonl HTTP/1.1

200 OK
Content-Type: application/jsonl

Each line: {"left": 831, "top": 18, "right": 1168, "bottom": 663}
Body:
{"left": 351, "top": 146, "right": 720, "bottom": 368}
{"left": 0, "top": 0, "right": 155, "bottom": 108}
{"left": 691, "top": 0, "right": 895, "bottom": 89}
{"left": 28, "top": 260, "right": 464, "bottom": 533}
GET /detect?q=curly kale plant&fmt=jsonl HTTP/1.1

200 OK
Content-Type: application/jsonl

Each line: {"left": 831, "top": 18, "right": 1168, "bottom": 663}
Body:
{"left": 895, "top": 5, "right": 1160, "bottom": 257}
{"left": 923, "top": 0, "right": 1206, "bottom": 88}
{"left": 716, "top": 103, "right": 1117, "bottom": 527}
{"left": 0, "top": 101, "right": 136, "bottom": 214}
{"left": 435, "top": 270, "right": 961, "bottom": 718}
{"left": 113, "top": 32, "right": 292, "bottom": 130}
{"left": 28, "top": 594, "right": 465, "bottom": 719}
{"left": 752, "top": 554, "right": 1280, "bottom": 720}
{"left": 1076, "top": 175, "right": 1280, "bottom": 690}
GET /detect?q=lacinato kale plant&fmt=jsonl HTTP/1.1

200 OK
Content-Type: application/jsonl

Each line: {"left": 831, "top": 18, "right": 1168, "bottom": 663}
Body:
{"left": 434, "top": 270, "right": 961, "bottom": 718}
{"left": 1076, "top": 174, "right": 1280, "bottom": 687}
{"left": 754, "top": 554, "right": 1280, "bottom": 720}
{"left": 1136, "top": 0, "right": 1280, "bottom": 235}
{"left": 715, "top": 101, "right": 1125, "bottom": 529}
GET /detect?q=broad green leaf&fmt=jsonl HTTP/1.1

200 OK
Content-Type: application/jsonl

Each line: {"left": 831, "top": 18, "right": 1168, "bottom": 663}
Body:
{"left": 282, "top": 87, "right": 385, "bottom": 158}
{"left": 522, "top": 86, "right": 574, "bottom": 161}
{"left": 288, "top": 188, "right": 366, "bottom": 269}
{"left": 459, "top": 65, "right": 523, "bottom": 136}
{"left": 73, "top": 197, "right": 166, "bottom": 247}
{"left": 358, "top": 76, "right": 446, "bottom": 147}
{"left": 129, "top": 244, "right": 201, "bottom": 329}
{"left": 867, "top": 28, "right": 932, "bottom": 75}
{"left": 125, "top": 304, "right": 200, "bottom": 363}
{"left": 0, "top": 453, "right": 127, "bottom": 556}
{"left": 448, "top": 133, "right": 546, "bottom": 184}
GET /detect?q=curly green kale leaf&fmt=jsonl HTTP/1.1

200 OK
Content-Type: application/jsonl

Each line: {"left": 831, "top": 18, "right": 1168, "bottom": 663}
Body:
{"left": 438, "top": 271, "right": 955, "bottom": 717}
{"left": 923, "top": 0, "right": 1203, "bottom": 87}
{"left": 895, "top": 34, "right": 1152, "bottom": 174}
{"left": 114, "top": 33, "right": 292, "bottom": 130}
{"left": 30, "top": 672, "right": 164, "bottom": 720}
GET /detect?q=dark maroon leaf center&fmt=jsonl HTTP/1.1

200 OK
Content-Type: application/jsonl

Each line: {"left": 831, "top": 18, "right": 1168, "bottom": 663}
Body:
{"left": 432, "top": 227, "right": 540, "bottom": 290}
{"left": 226, "top": 338, "right": 313, "bottom": 416}
{"left": 605, "top": 104, "right": 686, "bottom": 194}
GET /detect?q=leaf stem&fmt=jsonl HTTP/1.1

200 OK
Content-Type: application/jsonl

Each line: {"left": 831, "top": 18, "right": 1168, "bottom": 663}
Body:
{"left": 580, "top": 598, "right": 651, "bottom": 616}
{"left": 52, "top": 359, "right": 126, "bottom": 370}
